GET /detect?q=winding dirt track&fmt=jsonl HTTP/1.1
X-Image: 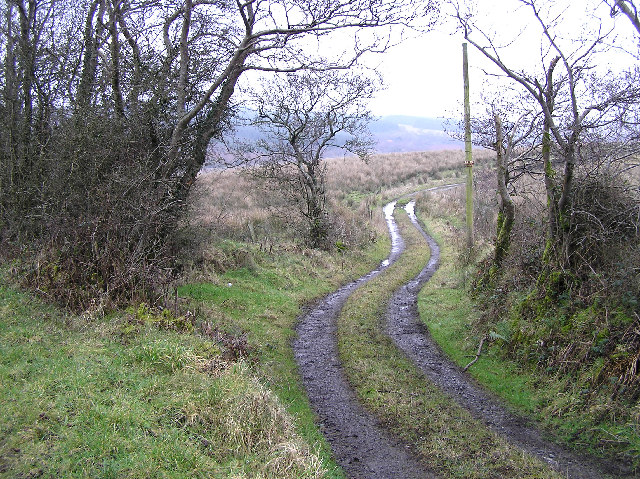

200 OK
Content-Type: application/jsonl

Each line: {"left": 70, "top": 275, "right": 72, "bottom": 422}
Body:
{"left": 387, "top": 198, "right": 623, "bottom": 479}
{"left": 294, "top": 186, "right": 628, "bottom": 479}
{"left": 294, "top": 199, "right": 436, "bottom": 479}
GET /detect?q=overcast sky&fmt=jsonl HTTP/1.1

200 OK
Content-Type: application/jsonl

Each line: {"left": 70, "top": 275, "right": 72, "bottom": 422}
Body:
{"left": 368, "top": 30, "right": 466, "bottom": 118}
{"left": 367, "top": 0, "right": 638, "bottom": 119}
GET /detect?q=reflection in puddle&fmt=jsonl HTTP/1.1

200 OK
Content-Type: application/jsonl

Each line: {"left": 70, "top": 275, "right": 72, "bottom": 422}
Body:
{"left": 404, "top": 200, "right": 416, "bottom": 222}
{"left": 381, "top": 200, "right": 402, "bottom": 267}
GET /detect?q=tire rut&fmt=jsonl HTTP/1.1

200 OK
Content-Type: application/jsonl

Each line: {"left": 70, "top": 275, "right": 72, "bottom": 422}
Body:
{"left": 294, "top": 199, "right": 436, "bottom": 479}
{"left": 386, "top": 196, "right": 631, "bottom": 479}
{"left": 295, "top": 185, "right": 629, "bottom": 479}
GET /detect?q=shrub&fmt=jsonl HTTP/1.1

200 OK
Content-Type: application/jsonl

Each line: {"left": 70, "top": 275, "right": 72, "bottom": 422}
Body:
{"left": 569, "top": 170, "right": 640, "bottom": 279}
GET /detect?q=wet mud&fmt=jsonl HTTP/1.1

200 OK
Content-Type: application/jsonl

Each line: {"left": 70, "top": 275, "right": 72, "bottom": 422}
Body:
{"left": 294, "top": 199, "right": 436, "bottom": 479}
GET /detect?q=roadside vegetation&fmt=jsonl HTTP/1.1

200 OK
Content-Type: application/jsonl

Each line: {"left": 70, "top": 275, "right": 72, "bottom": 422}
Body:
{"left": 0, "top": 0, "right": 435, "bottom": 312}
{"left": 0, "top": 267, "right": 327, "bottom": 478}
{"left": 1, "top": 150, "right": 472, "bottom": 478}
{"left": 445, "top": 3, "right": 640, "bottom": 470}
{"left": 416, "top": 174, "right": 640, "bottom": 473}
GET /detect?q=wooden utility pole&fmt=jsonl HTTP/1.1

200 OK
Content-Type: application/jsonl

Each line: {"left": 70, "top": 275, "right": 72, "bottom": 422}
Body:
{"left": 463, "top": 42, "right": 474, "bottom": 248}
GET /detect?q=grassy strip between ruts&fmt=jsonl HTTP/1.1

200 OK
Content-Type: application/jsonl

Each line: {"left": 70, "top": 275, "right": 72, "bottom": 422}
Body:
{"left": 0, "top": 238, "right": 388, "bottom": 479}
{"left": 337, "top": 207, "right": 562, "bottom": 479}
{"left": 416, "top": 210, "right": 640, "bottom": 472}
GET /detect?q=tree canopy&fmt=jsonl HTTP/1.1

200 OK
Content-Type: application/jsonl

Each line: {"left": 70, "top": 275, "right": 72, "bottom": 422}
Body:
{"left": 0, "top": 0, "right": 438, "bottom": 307}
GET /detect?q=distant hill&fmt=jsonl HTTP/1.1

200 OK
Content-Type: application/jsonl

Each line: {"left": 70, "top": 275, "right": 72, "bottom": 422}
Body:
{"left": 207, "top": 115, "right": 463, "bottom": 167}
{"left": 370, "top": 115, "right": 463, "bottom": 152}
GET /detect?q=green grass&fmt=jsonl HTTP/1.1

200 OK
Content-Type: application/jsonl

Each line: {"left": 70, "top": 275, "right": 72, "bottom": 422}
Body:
{"left": 336, "top": 208, "right": 562, "bottom": 479}
{"left": 0, "top": 279, "right": 330, "bottom": 478}
{"left": 176, "top": 239, "right": 391, "bottom": 479}
{"left": 0, "top": 230, "right": 388, "bottom": 479}
{"left": 416, "top": 211, "right": 639, "bottom": 474}
{"left": 419, "top": 265, "right": 545, "bottom": 416}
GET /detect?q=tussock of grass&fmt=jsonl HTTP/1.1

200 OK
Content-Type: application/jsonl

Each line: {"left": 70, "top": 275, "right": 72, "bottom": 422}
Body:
{"left": 177, "top": 238, "right": 390, "bottom": 478}
{"left": 0, "top": 276, "right": 326, "bottom": 478}
{"left": 337, "top": 208, "right": 561, "bottom": 479}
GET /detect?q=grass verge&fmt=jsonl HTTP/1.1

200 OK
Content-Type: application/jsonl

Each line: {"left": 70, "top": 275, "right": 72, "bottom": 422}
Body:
{"left": 0, "top": 236, "right": 387, "bottom": 478}
{"left": 0, "top": 273, "right": 327, "bottom": 478}
{"left": 337, "top": 207, "right": 562, "bottom": 479}
{"left": 176, "top": 238, "right": 390, "bottom": 478}
{"left": 416, "top": 206, "right": 640, "bottom": 474}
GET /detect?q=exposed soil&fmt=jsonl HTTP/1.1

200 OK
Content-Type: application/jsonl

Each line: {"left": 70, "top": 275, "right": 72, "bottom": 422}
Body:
{"left": 294, "top": 187, "right": 632, "bottom": 479}
{"left": 294, "top": 200, "right": 437, "bottom": 479}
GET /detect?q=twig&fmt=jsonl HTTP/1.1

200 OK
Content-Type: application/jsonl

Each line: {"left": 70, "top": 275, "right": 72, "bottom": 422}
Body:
{"left": 463, "top": 335, "right": 487, "bottom": 372}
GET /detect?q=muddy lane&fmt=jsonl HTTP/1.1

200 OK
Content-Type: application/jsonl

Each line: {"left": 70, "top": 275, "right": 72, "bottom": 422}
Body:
{"left": 386, "top": 199, "right": 626, "bottom": 479}
{"left": 294, "top": 201, "right": 437, "bottom": 479}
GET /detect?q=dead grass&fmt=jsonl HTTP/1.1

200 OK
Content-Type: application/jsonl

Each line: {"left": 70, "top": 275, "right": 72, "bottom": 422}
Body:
{"left": 189, "top": 149, "right": 494, "bottom": 251}
{"left": 326, "top": 149, "right": 493, "bottom": 200}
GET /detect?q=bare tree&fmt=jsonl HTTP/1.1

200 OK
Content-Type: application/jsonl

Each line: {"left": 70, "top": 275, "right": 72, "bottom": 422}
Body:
{"left": 606, "top": 0, "right": 640, "bottom": 35}
{"left": 454, "top": 0, "right": 640, "bottom": 273}
{"left": 491, "top": 109, "right": 543, "bottom": 269}
{"left": 239, "top": 70, "right": 376, "bottom": 249}
{"left": 448, "top": 87, "right": 543, "bottom": 272}
{"left": 0, "top": 0, "right": 440, "bottom": 306}
{"left": 153, "top": 0, "right": 439, "bottom": 209}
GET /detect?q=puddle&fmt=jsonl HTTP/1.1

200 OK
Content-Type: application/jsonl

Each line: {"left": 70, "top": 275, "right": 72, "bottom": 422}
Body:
{"left": 381, "top": 200, "right": 403, "bottom": 267}
{"left": 405, "top": 200, "right": 416, "bottom": 221}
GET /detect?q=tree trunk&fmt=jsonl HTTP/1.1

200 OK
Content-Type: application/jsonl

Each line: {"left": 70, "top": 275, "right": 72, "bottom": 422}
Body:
{"left": 4, "top": 4, "right": 18, "bottom": 190}
{"left": 306, "top": 165, "right": 327, "bottom": 249}
{"left": 108, "top": 0, "right": 124, "bottom": 119}
{"left": 557, "top": 138, "right": 577, "bottom": 267}
{"left": 541, "top": 59, "right": 563, "bottom": 267}
{"left": 171, "top": 56, "right": 248, "bottom": 212}
{"left": 541, "top": 58, "right": 577, "bottom": 271}
{"left": 17, "top": 0, "right": 36, "bottom": 176}
{"left": 116, "top": 5, "right": 141, "bottom": 114}
{"left": 76, "top": 0, "right": 105, "bottom": 113}
{"left": 493, "top": 113, "right": 515, "bottom": 268}
{"left": 543, "top": 117, "right": 559, "bottom": 241}
{"left": 293, "top": 153, "right": 328, "bottom": 249}
{"left": 614, "top": 0, "right": 640, "bottom": 35}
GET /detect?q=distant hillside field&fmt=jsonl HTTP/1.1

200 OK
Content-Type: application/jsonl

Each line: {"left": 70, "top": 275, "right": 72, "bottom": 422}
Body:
{"left": 369, "top": 116, "right": 463, "bottom": 152}
{"left": 206, "top": 115, "right": 462, "bottom": 167}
